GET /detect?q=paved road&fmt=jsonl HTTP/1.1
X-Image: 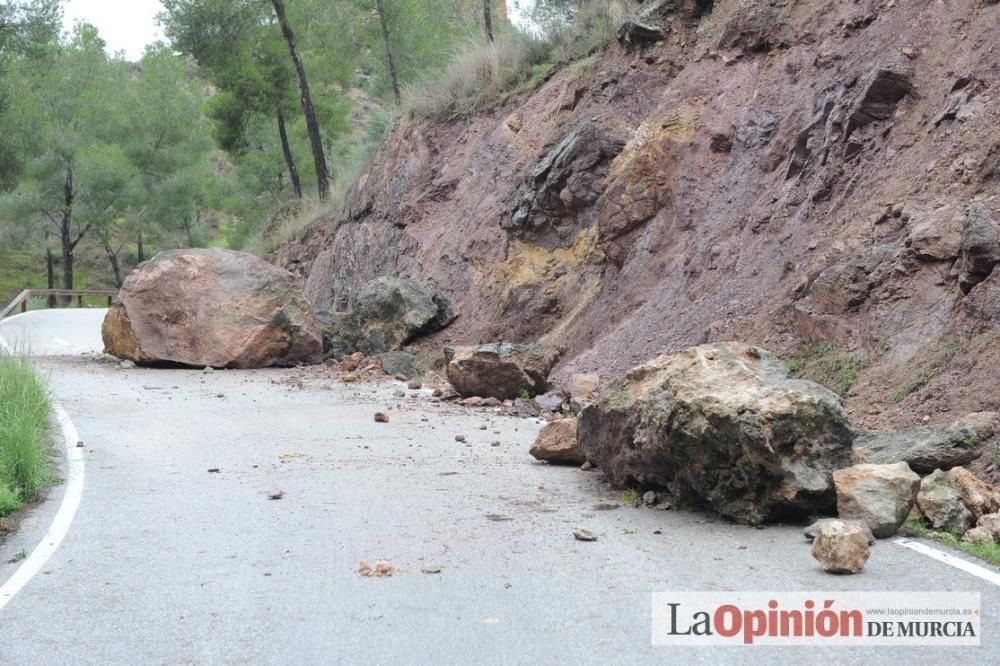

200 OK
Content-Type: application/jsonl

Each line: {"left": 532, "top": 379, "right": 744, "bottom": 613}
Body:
{"left": 0, "top": 308, "right": 107, "bottom": 355}
{"left": 0, "top": 311, "right": 998, "bottom": 664}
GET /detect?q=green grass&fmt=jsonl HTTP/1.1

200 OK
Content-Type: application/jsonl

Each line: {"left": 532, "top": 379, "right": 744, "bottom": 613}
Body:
{"left": 0, "top": 354, "right": 54, "bottom": 516}
{"left": 0, "top": 248, "right": 112, "bottom": 308}
{"left": 784, "top": 340, "right": 869, "bottom": 397}
{"left": 902, "top": 518, "right": 1000, "bottom": 567}
{"left": 619, "top": 488, "right": 640, "bottom": 505}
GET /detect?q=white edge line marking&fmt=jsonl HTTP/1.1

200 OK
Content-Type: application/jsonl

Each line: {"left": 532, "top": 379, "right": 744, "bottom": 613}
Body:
{"left": 894, "top": 537, "right": 1000, "bottom": 588}
{"left": 0, "top": 332, "right": 86, "bottom": 610}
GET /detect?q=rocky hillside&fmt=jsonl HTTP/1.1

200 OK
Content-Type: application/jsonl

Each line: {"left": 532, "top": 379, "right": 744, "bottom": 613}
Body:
{"left": 276, "top": 0, "right": 1000, "bottom": 434}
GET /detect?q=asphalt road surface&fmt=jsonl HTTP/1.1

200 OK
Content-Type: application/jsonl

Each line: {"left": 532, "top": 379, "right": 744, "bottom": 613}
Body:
{"left": 0, "top": 310, "right": 997, "bottom": 664}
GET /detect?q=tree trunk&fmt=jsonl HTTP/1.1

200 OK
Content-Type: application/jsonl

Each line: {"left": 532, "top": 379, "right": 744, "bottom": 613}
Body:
{"left": 375, "top": 0, "right": 402, "bottom": 105}
{"left": 271, "top": 0, "right": 330, "bottom": 201}
{"left": 483, "top": 0, "right": 494, "bottom": 42}
{"left": 60, "top": 162, "right": 75, "bottom": 303}
{"left": 104, "top": 241, "right": 123, "bottom": 288}
{"left": 137, "top": 231, "right": 145, "bottom": 262}
{"left": 276, "top": 108, "right": 303, "bottom": 199}
{"left": 46, "top": 248, "right": 55, "bottom": 307}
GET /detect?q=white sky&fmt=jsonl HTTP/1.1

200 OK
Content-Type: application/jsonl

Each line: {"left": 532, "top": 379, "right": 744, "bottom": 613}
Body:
{"left": 62, "top": 0, "right": 165, "bottom": 61}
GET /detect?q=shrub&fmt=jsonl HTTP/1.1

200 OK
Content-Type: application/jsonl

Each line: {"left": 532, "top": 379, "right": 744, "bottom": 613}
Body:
{"left": 403, "top": 1, "right": 629, "bottom": 121}
{"left": 402, "top": 33, "right": 553, "bottom": 121}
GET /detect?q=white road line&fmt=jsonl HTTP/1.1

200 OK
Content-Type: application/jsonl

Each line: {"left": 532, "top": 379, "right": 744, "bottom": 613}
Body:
{"left": 894, "top": 537, "right": 1000, "bottom": 588}
{"left": 0, "top": 333, "right": 87, "bottom": 611}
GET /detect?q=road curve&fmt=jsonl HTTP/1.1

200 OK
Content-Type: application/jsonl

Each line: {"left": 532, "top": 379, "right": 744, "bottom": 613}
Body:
{"left": 0, "top": 311, "right": 997, "bottom": 664}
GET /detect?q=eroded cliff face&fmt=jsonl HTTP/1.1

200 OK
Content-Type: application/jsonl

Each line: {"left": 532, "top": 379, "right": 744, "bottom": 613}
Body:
{"left": 276, "top": 0, "right": 1000, "bottom": 431}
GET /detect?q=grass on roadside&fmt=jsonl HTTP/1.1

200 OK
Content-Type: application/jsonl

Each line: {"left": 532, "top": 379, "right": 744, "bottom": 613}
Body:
{"left": 901, "top": 517, "right": 1000, "bottom": 568}
{"left": 0, "top": 354, "right": 54, "bottom": 517}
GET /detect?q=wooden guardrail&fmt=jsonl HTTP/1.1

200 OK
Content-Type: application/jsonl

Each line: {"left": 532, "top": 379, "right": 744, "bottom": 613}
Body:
{"left": 0, "top": 289, "right": 117, "bottom": 321}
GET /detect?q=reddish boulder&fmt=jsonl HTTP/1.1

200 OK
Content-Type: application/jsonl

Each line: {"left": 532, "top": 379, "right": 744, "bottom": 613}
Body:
{"left": 445, "top": 342, "right": 561, "bottom": 400}
{"left": 102, "top": 249, "right": 322, "bottom": 368}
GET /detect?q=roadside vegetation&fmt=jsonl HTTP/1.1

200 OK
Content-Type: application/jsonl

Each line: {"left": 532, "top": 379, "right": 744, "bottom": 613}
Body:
{"left": 902, "top": 517, "right": 1000, "bottom": 568}
{"left": 0, "top": 354, "right": 54, "bottom": 516}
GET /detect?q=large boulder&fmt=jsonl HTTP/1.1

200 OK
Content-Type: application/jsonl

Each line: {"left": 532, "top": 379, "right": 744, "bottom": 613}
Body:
{"left": 577, "top": 343, "right": 855, "bottom": 524}
{"left": 811, "top": 520, "right": 871, "bottom": 574}
{"left": 102, "top": 249, "right": 321, "bottom": 368}
{"left": 322, "top": 277, "right": 455, "bottom": 358}
{"left": 834, "top": 463, "right": 920, "bottom": 538}
{"left": 852, "top": 412, "right": 998, "bottom": 474}
{"left": 529, "top": 418, "right": 585, "bottom": 465}
{"left": 445, "top": 342, "right": 561, "bottom": 400}
{"left": 917, "top": 469, "right": 975, "bottom": 534}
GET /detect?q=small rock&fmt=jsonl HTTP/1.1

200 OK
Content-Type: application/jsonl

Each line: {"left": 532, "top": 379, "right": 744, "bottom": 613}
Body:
{"left": 529, "top": 418, "right": 585, "bottom": 465}
{"left": 580, "top": 461, "right": 594, "bottom": 471}
{"left": 811, "top": 520, "right": 871, "bottom": 574}
{"left": 393, "top": 389, "right": 406, "bottom": 398}
{"left": 120, "top": 360, "right": 136, "bottom": 369}
{"left": 374, "top": 412, "right": 390, "bottom": 423}
{"left": 534, "top": 392, "right": 566, "bottom": 412}
{"left": 203, "top": 366, "right": 213, "bottom": 373}
{"left": 407, "top": 380, "right": 422, "bottom": 390}
{"left": 491, "top": 441, "right": 501, "bottom": 447}
{"left": 573, "top": 529, "right": 598, "bottom": 542}
{"left": 479, "top": 425, "right": 488, "bottom": 430}
{"left": 961, "top": 527, "right": 994, "bottom": 545}
{"left": 207, "top": 468, "right": 221, "bottom": 473}
{"left": 432, "top": 388, "right": 443, "bottom": 397}
{"left": 267, "top": 489, "right": 284, "bottom": 500}
{"left": 462, "top": 397, "right": 484, "bottom": 407}
{"left": 976, "top": 513, "right": 1000, "bottom": 540}
{"left": 455, "top": 434, "right": 466, "bottom": 442}
{"left": 420, "top": 565, "right": 442, "bottom": 574}
{"left": 358, "top": 560, "right": 397, "bottom": 577}
{"left": 804, "top": 519, "right": 876, "bottom": 546}
{"left": 76, "top": 441, "right": 85, "bottom": 448}
{"left": 642, "top": 490, "right": 659, "bottom": 507}
{"left": 340, "top": 352, "right": 365, "bottom": 372}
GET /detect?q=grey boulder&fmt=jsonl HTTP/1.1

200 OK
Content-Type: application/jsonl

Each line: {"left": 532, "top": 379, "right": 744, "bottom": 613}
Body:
{"left": 852, "top": 412, "right": 998, "bottom": 474}
{"left": 833, "top": 463, "right": 920, "bottom": 538}
{"left": 321, "top": 277, "right": 455, "bottom": 358}
{"left": 577, "top": 343, "right": 855, "bottom": 525}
